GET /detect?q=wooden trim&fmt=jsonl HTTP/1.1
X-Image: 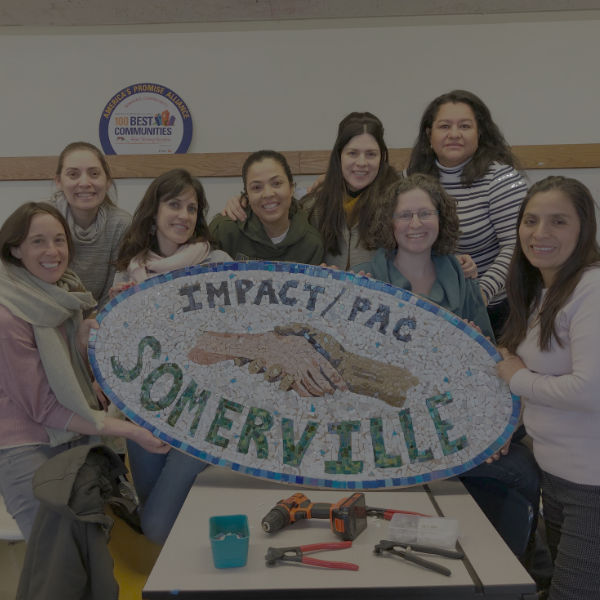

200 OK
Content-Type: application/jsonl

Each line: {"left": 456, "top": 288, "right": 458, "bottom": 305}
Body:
{"left": 1, "top": 144, "right": 599, "bottom": 181}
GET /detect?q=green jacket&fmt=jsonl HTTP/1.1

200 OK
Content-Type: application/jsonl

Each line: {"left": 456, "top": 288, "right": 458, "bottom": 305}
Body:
{"left": 209, "top": 202, "right": 324, "bottom": 265}
{"left": 353, "top": 248, "right": 494, "bottom": 341}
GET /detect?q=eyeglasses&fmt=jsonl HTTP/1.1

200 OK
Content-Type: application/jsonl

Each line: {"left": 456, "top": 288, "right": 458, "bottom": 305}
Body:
{"left": 393, "top": 209, "right": 439, "bottom": 222}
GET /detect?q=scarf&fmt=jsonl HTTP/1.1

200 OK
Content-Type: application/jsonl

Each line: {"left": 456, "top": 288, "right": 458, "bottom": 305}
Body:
{"left": 0, "top": 263, "right": 105, "bottom": 445}
{"left": 53, "top": 191, "right": 108, "bottom": 245}
{"left": 126, "top": 242, "right": 212, "bottom": 283}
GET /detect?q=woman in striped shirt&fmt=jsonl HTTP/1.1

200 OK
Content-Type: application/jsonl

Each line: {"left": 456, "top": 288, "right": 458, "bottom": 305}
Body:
{"left": 407, "top": 90, "right": 528, "bottom": 337}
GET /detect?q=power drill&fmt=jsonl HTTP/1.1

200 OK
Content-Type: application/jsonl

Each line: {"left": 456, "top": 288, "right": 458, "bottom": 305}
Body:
{"left": 261, "top": 492, "right": 367, "bottom": 541}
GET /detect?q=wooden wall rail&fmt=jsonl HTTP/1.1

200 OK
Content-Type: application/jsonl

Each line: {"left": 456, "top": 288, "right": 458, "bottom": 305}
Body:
{"left": 1, "top": 144, "right": 599, "bottom": 181}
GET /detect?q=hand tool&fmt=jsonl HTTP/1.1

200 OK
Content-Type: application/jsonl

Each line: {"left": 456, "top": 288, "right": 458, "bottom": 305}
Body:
{"left": 373, "top": 539, "right": 464, "bottom": 577}
{"left": 265, "top": 541, "right": 359, "bottom": 571}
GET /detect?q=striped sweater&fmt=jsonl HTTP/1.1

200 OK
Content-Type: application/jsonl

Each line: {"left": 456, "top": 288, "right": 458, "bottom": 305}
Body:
{"left": 437, "top": 160, "right": 528, "bottom": 305}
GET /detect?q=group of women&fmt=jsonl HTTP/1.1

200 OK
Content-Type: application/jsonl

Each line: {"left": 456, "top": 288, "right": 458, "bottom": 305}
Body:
{"left": 0, "top": 89, "right": 598, "bottom": 600}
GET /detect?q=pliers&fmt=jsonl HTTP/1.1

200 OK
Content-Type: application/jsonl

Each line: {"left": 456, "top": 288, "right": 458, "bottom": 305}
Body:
{"left": 265, "top": 541, "right": 359, "bottom": 571}
{"left": 374, "top": 539, "right": 464, "bottom": 577}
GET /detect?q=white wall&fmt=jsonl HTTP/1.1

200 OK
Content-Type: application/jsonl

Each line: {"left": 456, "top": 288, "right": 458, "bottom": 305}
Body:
{"left": 1, "top": 12, "right": 600, "bottom": 223}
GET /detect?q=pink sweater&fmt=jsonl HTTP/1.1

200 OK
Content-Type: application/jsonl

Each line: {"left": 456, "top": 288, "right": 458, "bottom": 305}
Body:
{"left": 510, "top": 268, "right": 600, "bottom": 485}
{"left": 0, "top": 305, "right": 74, "bottom": 448}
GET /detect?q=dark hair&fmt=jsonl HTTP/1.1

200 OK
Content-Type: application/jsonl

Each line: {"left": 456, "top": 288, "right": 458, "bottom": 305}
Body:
{"left": 407, "top": 90, "right": 518, "bottom": 187}
{"left": 368, "top": 173, "right": 460, "bottom": 255}
{"left": 0, "top": 202, "right": 74, "bottom": 267}
{"left": 54, "top": 141, "right": 116, "bottom": 207}
{"left": 242, "top": 150, "right": 294, "bottom": 194}
{"left": 303, "top": 111, "right": 399, "bottom": 255}
{"left": 501, "top": 176, "right": 600, "bottom": 352}
{"left": 115, "top": 169, "right": 210, "bottom": 271}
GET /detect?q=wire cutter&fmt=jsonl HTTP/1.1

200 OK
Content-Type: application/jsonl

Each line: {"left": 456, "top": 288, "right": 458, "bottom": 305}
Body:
{"left": 374, "top": 539, "right": 464, "bottom": 577}
{"left": 265, "top": 541, "right": 359, "bottom": 571}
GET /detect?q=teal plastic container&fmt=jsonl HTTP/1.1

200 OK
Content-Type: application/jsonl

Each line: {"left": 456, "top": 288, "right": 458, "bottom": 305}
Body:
{"left": 209, "top": 514, "right": 249, "bottom": 568}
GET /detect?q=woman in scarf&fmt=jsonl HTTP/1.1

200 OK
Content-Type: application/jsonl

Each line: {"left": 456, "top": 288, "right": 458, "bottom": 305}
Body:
{"left": 0, "top": 202, "right": 168, "bottom": 540}
{"left": 112, "top": 168, "right": 230, "bottom": 544}
{"left": 50, "top": 141, "right": 131, "bottom": 308}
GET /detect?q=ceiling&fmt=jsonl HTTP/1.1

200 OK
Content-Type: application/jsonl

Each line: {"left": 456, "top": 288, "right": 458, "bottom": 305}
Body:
{"left": 2, "top": 0, "right": 600, "bottom": 27}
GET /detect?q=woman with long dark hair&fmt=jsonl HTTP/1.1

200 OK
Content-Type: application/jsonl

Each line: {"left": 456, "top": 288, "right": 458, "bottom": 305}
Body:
{"left": 407, "top": 90, "right": 528, "bottom": 335}
{"left": 497, "top": 176, "right": 600, "bottom": 599}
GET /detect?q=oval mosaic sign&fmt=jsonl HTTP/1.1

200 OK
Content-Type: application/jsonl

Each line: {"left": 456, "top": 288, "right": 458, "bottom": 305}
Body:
{"left": 89, "top": 262, "right": 519, "bottom": 489}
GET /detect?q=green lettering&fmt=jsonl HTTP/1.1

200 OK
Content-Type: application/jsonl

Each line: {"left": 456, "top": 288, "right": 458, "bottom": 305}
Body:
{"left": 325, "top": 421, "right": 363, "bottom": 474}
{"left": 111, "top": 336, "right": 160, "bottom": 382}
{"left": 398, "top": 409, "right": 434, "bottom": 463}
{"left": 167, "top": 380, "right": 210, "bottom": 436}
{"left": 237, "top": 407, "right": 273, "bottom": 458}
{"left": 140, "top": 363, "right": 182, "bottom": 411}
{"left": 426, "top": 393, "right": 468, "bottom": 456}
{"left": 206, "top": 398, "right": 243, "bottom": 449}
{"left": 370, "top": 417, "right": 403, "bottom": 468}
{"left": 282, "top": 418, "right": 319, "bottom": 467}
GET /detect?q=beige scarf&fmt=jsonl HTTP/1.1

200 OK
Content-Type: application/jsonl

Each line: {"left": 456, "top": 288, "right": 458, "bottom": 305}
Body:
{"left": 0, "top": 263, "right": 105, "bottom": 445}
{"left": 126, "top": 242, "right": 211, "bottom": 283}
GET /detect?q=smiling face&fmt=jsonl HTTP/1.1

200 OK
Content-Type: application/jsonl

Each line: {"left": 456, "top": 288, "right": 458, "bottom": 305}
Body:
{"left": 245, "top": 158, "right": 293, "bottom": 238}
{"left": 10, "top": 213, "right": 69, "bottom": 284}
{"left": 392, "top": 188, "right": 440, "bottom": 258}
{"left": 340, "top": 133, "right": 381, "bottom": 192}
{"left": 155, "top": 186, "right": 199, "bottom": 257}
{"left": 519, "top": 189, "right": 581, "bottom": 287}
{"left": 428, "top": 102, "right": 479, "bottom": 168}
{"left": 55, "top": 149, "right": 110, "bottom": 224}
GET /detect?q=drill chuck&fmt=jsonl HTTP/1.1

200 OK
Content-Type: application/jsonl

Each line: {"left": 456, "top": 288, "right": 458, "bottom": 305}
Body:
{"left": 261, "top": 506, "right": 289, "bottom": 533}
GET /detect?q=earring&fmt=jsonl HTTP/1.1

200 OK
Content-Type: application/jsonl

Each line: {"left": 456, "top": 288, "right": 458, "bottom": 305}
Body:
{"left": 150, "top": 223, "right": 156, "bottom": 235}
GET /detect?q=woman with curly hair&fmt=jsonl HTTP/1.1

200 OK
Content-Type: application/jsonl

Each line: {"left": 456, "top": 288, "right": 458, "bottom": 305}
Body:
{"left": 353, "top": 174, "right": 540, "bottom": 560}
{"left": 353, "top": 173, "right": 493, "bottom": 339}
{"left": 407, "top": 90, "right": 528, "bottom": 335}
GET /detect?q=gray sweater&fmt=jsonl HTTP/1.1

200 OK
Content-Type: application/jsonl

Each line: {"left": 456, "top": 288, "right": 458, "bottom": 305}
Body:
{"left": 50, "top": 198, "right": 131, "bottom": 308}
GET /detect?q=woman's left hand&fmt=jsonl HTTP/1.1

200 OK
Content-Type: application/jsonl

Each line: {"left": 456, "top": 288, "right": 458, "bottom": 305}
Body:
{"left": 496, "top": 347, "right": 526, "bottom": 384}
{"left": 485, "top": 437, "right": 511, "bottom": 463}
{"left": 457, "top": 254, "right": 478, "bottom": 279}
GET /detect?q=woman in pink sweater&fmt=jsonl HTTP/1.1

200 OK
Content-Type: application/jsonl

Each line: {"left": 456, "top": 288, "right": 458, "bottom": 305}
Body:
{"left": 0, "top": 202, "right": 168, "bottom": 540}
{"left": 497, "top": 176, "right": 600, "bottom": 600}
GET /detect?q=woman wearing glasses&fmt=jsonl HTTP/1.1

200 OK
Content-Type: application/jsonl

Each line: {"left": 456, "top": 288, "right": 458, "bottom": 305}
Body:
{"left": 353, "top": 173, "right": 539, "bottom": 562}
{"left": 353, "top": 173, "right": 494, "bottom": 339}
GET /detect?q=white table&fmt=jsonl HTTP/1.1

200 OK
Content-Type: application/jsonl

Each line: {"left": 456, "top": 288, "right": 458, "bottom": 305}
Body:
{"left": 144, "top": 467, "right": 536, "bottom": 599}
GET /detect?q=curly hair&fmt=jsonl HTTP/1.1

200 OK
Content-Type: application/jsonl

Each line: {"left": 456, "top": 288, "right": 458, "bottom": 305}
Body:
{"left": 407, "top": 90, "right": 518, "bottom": 187}
{"left": 303, "top": 111, "right": 399, "bottom": 255}
{"left": 54, "top": 141, "right": 117, "bottom": 207}
{"left": 367, "top": 173, "right": 460, "bottom": 255}
{"left": 501, "top": 176, "right": 600, "bottom": 352}
{"left": 1, "top": 202, "right": 75, "bottom": 267}
{"left": 115, "top": 169, "right": 211, "bottom": 271}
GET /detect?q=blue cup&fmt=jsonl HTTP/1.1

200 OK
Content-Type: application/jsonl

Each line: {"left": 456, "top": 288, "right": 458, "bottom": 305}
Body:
{"left": 209, "top": 514, "right": 249, "bottom": 568}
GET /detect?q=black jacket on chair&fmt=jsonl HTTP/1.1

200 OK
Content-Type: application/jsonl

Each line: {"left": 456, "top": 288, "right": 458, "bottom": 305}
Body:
{"left": 17, "top": 444, "right": 127, "bottom": 600}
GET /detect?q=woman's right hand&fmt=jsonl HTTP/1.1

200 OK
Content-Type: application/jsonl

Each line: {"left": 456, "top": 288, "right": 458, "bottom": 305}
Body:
{"left": 306, "top": 173, "right": 326, "bottom": 194}
{"left": 220, "top": 194, "right": 248, "bottom": 221}
{"left": 130, "top": 425, "right": 170, "bottom": 454}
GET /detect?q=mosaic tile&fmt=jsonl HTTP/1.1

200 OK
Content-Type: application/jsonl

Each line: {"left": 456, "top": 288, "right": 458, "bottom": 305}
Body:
{"left": 89, "top": 261, "right": 519, "bottom": 490}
